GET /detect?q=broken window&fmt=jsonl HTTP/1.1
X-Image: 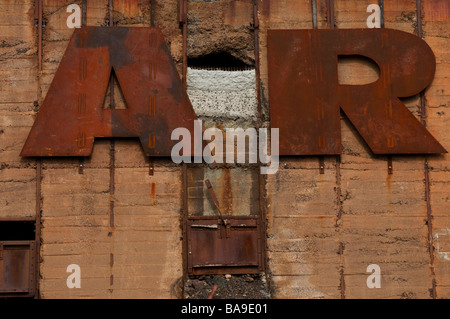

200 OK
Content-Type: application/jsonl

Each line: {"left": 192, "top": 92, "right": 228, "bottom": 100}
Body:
{"left": 0, "top": 220, "right": 37, "bottom": 297}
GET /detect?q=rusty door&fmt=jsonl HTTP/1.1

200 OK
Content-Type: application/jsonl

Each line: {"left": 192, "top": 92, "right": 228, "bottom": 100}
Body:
{"left": 185, "top": 176, "right": 264, "bottom": 276}
{"left": 187, "top": 216, "right": 263, "bottom": 275}
{"left": 0, "top": 241, "right": 36, "bottom": 296}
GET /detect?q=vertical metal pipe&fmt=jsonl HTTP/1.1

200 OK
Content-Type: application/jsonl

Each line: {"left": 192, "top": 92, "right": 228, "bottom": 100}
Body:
{"left": 253, "top": 0, "right": 268, "bottom": 281}
{"left": 327, "top": 0, "right": 335, "bottom": 29}
{"left": 179, "top": 0, "right": 188, "bottom": 291}
{"left": 109, "top": 142, "right": 115, "bottom": 228}
{"left": 150, "top": 0, "right": 155, "bottom": 27}
{"left": 34, "top": 159, "right": 41, "bottom": 298}
{"left": 181, "top": 0, "right": 187, "bottom": 90}
{"left": 77, "top": 0, "right": 87, "bottom": 175}
{"left": 82, "top": 0, "right": 87, "bottom": 26}
{"left": 311, "top": 0, "right": 318, "bottom": 29}
{"left": 377, "top": 0, "right": 393, "bottom": 174}
{"left": 37, "top": 0, "right": 42, "bottom": 71}
{"left": 378, "top": 0, "right": 385, "bottom": 28}
{"left": 108, "top": 0, "right": 115, "bottom": 293}
{"left": 109, "top": 0, "right": 114, "bottom": 27}
{"left": 312, "top": 0, "right": 324, "bottom": 174}
{"left": 327, "top": 0, "right": 344, "bottom": 299}
{"left": 108, "top": 0, "right": 115, "bottom": 229}
{"left": 181, "top": 162, "right": 188, "bottom": 287}
{"left": 34, "top": 0, "right": 43, "bottom": 298}
{"left": 416, "top": 0, "right": 437, "bottom": 299}
{"left": 253, "top": 0, "right": 261, "bottom": 126}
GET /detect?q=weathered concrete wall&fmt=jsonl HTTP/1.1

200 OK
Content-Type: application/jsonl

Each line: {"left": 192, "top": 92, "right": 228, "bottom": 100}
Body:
{"left": 38, "top": 0, "right": 184, "bottom": 299}
{"left": 0, "top": 0, "right": 184, "bottom": 299}
{"left": 423, "top": 0, "right": 450, "bottom": 298}
{"left": 0, "top": 0, "right": 37, "bottom": 218}
{"left": 259, "top": 0, "right": 450, "bottom": 299}
{"left": 0, "top": 0, "right": 449, "bottom": 299}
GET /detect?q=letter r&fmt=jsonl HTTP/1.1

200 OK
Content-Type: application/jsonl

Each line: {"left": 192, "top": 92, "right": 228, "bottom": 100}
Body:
{"left": 268, "top": 28, "right": 446, "bottom": 155}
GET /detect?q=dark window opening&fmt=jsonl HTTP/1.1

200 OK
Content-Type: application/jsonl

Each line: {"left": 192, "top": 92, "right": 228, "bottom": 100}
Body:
{"left": 0, "top": 221, "right": 35, "bottom": 241}
{"left": 188, "top": 52, "right": 253, "bottom": 71}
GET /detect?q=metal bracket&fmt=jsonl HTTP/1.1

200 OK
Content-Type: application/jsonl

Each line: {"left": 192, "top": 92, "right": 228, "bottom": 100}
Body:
{"left": 319, "top": 156, "right": 325, "bottom": 174}
{"left": 387, "top": 156, "right": 393, "bottom": 174}
{"left": 78, "top": 159, "right": 84, "bottom": 174}
{"left": 34, "top": 18, "right": 47, "bottom": 28}
{"left": 179, "top": 0, "right": 187, "bottom": 26}
{"left": 149, "top": 160, "right": 154, "bottom": 176}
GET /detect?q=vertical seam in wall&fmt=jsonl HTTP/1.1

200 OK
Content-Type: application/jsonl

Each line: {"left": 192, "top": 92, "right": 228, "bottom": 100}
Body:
{"left": 35, "top": 159, "right": 41, "bottom": 298}
{"left": 416, "top": 0, "right": 437, "bottom": 299}
{"left": 379, "top": 0, "right": 393, "bottom": 175}
{"left": 108, "top": 0, "right": 115, "bottom": 294}
{"left": 253, "top": 0, "right": 270, "bottom": 293}
{"left": 326, "top": 0, "right": 345, "bottom": 299}
{"left": 253, "top": 0, "right": 262, "bottom": 127}
{"left": 180, "top": 0, "right": 189, "bottom": 295}
{"left": 34, "top": 0, "right": 43, "bottom": 299}
{"left": 150, "top": 0, "right": 155, "bottom": 27}
{"left": 312, "top": 0, "right": 325, "bottom": 175}
{"left": 181, "top": 0, "right": 187, "bottom": 90}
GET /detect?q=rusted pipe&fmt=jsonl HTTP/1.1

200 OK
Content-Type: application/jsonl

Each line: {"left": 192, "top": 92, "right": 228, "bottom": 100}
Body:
{"left": 82, "top": 0, "right": 87, "bottom": 26}
{"left": 311, "top": 0, "right": 318, "bottom": 29}
{"left": 207, "top": 283, "right": 218, "bottom": 299}
{"left": 150, "top": 0, "right": 155, "bottom": 27}
{"left": 327, "top": 0, "right": 335, "bottom": 29}
{"left": 253, "top": 0, "right": 261, "bottom": 126}
{"left": 182, "top": 0, "right": 187, "bottom": 90}
{"left": 34, "top": 159, "right": 41, "bottom": 298}
{"left": 109, "top": 0, "right": 114, "bottom": 27}
{"left": 378, "top": 0, "right": 384, "bottom": 28}
{"left": 36, "top": 0, "right": 42, "bottom": 71}
{"left": 378, "top": 0, "right": 393, "bottom": 174}
{"left": 182, "top": 162, "right": 188, "bottom": 284}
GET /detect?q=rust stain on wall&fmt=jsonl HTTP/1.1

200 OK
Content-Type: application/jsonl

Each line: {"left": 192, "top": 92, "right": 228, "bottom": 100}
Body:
{"left": 150, "top": 182, "right": 156, "bottom": 205}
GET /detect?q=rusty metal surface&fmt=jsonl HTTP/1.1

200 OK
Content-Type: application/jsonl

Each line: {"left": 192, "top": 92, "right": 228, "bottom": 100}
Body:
{"left": 268, "top": 28, "right": 447, "bottom": 155}
{"left": 21, "top": 26, "right": 197, "bottom": 157}
{"left": 0, "top": 241, "right": 36, "bottom": 296}
{"left": 187, "top": 216, "right": 262, "bottom": 275}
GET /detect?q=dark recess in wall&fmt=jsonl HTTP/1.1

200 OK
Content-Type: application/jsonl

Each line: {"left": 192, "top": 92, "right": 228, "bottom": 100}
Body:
{"left": 188, "top": 51, "right": 253, "bottom": 70}
{"left": 0, "top": 221, "right": 35, "bottom": 241}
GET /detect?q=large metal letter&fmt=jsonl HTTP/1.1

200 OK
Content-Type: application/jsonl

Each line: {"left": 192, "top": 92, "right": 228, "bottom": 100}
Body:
{"left": 21, "top": 27, "right": 197, "bottom": 157}
{"left": 268, "top": 29, "right": 446, "bottom": 155}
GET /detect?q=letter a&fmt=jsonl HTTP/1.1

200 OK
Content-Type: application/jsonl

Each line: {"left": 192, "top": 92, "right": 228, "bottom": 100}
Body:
{"left": 66, "top": 4, "right": 81, "bottom": 29}
{"left": 366, "top": 264, "right": 381, "bottom": 289}
{"left": 66, "top": 264, "right": 81, "bottom": 289}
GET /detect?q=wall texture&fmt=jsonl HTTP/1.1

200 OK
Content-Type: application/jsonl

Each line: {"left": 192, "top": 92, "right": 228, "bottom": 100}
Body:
{"left": 0, "top": 0, "right": 449, "bottom": 299}
{"left": 187, "top": 67, "right": 257, "bottom": 119}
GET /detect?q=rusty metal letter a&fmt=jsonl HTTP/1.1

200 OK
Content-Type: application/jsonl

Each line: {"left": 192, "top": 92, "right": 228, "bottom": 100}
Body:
{"left": 21, "top": 27, "right": 196, "bottom": 157}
